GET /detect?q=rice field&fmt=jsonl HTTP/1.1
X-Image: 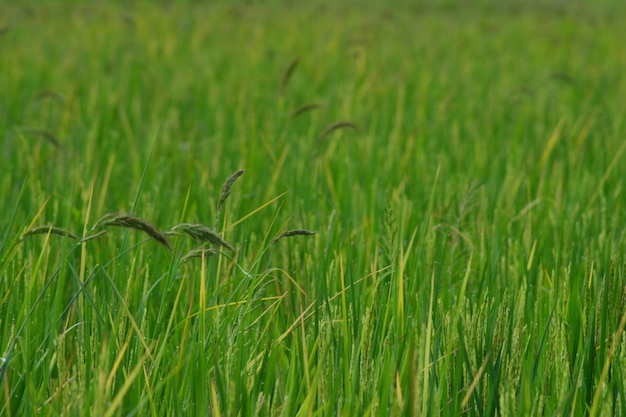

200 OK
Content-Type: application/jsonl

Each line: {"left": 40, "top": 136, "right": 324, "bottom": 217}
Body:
{"left": 1, "top": 1, "right": 626, "bottom": 415}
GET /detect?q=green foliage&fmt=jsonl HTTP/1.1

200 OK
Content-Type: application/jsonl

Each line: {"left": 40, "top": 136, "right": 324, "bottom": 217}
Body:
{"left": 1, "top": 1, "right": 626, "bottom": 416}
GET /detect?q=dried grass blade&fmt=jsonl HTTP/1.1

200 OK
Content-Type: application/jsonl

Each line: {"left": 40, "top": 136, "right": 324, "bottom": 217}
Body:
{"left": 319, "top": 121, "right": 358, "bottom": 141}
{"left": 270, "top": 229, "right": 316, "bottom": 246}
{"left": 171, "top": 223, "right": 235, "bottom": 252}
{"left": 95, "top": 213, "right": 171, "bottom": 250}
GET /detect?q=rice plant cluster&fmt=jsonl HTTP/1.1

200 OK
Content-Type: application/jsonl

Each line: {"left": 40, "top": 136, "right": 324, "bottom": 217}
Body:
{"left": 1, "top": 1, "right": 626, "bottom": 416}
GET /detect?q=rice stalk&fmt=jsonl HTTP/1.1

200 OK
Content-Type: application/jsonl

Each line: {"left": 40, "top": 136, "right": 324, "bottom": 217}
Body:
{"left": 319, "top": 120, "right": 358, "bottom": 141}
{"left": 290, "top": 102, "right": 323, "bottom": 119}
{"left": 20, "top": 225, "right": 79, "bottom": 241}
{"left": 270, "top": 229, "right": 316, "bottom": 246}
{"left": 171, "top": 223, "right": 235, "bottom": 252}
{"left": 94, "top": 213, "right": 171, "bottom": 250}
{"left": 79, "top": 230, "right": 108, "bottom": 243}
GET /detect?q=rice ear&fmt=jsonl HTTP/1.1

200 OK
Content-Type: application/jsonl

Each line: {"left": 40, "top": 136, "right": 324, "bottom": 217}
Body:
{"left": 319, "top": 121, "right": 358, "bottom": 141}
{"left": 280, "top": 57, "right": 300, "bottom": 91}
{"left": 217, "top": 170, "right": 245, "bottom": 215}
{"left": 19, "top": 127, "right": 63, "bottom": 149}
{"left": 94, "top": 213, "right": 171, "bottom": 250}
{"left": 171, "top": 223, "right": 235, "bottom": 252}
{"left": 20, "top": 225, "right": 79, "bottom": 241}
{"left": 290, "top": 102, "right": 323, "bottom": 119}
{"left": 33, "top": 89, "right": 66, "bottom": 105}
{"left": 270, "top": 229, "right": 316, "bottom": 246}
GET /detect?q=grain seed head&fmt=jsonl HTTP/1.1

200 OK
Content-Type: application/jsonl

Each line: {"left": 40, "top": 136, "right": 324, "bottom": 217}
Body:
{"left": 319, "top": 120, "right": 358, "bottom": 141}
{"left": 290, "top": 102, "right": 322, "bottom": 119}
{"left": 95, "top": 213, "right": 171, "bottom": 250}
{"left": 217, "top": 169, "right": 245, "bottom": 215}
{"left": 270, "top": 229, "right": 316, "bottom": 246}
{"left": 280, "top": 57, "right": 300, "bottom": 91}
{"left": 19, "top": 127, "right": 63, "bottom": 149}
{"left": 171, "top": 223, "right": 235, "bottom": 252}
{"left": 21, "top": 225, "right": 78, "bottom": 241}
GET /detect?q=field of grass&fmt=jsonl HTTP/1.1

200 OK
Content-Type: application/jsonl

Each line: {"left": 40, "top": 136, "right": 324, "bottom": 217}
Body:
{"left": 2, "top": 1, "right": 626, "bottom": 415}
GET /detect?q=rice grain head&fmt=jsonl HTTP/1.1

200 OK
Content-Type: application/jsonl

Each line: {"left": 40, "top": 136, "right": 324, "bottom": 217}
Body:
{"left": 95, "top": 213, "right": 171, "bottom": 250}
{"left": 217, "top": 169, "right": 245, "bottom": 215}
{"left": 21, "top": 225, "right": 79, "bottom": 241}
{"left": 19, "top": 127, "right": 63, "bottom": 149}
{"left": 171, "top": 223, "right": 235, "bottom": 252}
{"left": 270, "top": 229, "right": 316, "bottom": 246}
{"left": 280, "top": 57, "right": 300, "bottom": 91}
{"left": 33, "top": 89, "right": 66, "bottom": 105}
{"left": 319, "top": 121, "right": 358, "bottom": 141}
{"left": 290, "top": 102, "right": 323, "bottom": 119}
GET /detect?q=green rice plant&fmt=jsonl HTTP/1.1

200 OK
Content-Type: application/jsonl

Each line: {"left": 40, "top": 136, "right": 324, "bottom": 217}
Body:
{"left": 1, "top": 1, "right": 626, "bottom": 416}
